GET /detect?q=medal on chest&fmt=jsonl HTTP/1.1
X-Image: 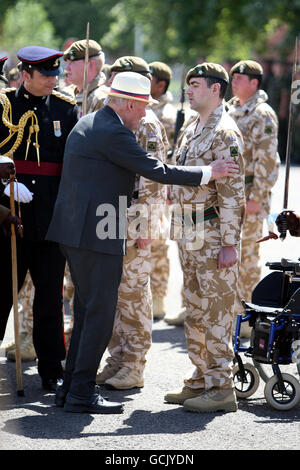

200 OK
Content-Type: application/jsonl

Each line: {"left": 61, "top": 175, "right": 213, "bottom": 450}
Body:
{"left": 53, "top": 120, "right": 62, "bottom": 137}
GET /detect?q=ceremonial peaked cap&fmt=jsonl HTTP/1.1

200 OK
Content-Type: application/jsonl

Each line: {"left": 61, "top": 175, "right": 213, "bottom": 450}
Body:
{"left": 17, "top": 46, "right": 63, "bottom": 76}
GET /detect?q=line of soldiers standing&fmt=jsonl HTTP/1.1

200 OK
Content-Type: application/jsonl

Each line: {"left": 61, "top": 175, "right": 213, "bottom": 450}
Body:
{"left": 0, "top": 40, "right": 279, "bottom": 413}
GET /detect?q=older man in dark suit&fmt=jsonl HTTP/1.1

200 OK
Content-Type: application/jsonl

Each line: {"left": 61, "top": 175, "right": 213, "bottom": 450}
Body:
{"left": 47, "top": 71, "right": 239, "bottom": 414}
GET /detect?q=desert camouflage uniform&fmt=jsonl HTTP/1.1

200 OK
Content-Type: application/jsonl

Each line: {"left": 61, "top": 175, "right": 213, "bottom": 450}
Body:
{"left": 150, "top": 92, "right": 177, "bottom": 302}
{"left": 106, "top": 109, "right": 168, "bottom": 374}
{"left": 16, "top": 75, "right": 108, "bottom": 345}
{"left": 228, "top": 90, "right": 280, "bottom": 312}
{"left": 65, "top": 72, "right": 108, "bottom": 118}
{"left": 171, "top": 103, "right": 245, "bottom": 390}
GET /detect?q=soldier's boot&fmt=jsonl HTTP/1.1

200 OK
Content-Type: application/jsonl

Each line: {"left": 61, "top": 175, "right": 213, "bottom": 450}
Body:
{"left": 104, "top": 366, "right": 144, "bottom": 390}
{"left": 152, "top": 296, "right": 166, "bottom": 319}
{"left": 96, "top": 363, "right": 121, "bottom": 385}
{"left": 183, "top": 388, "right": 238, "bottom": 413}
{"left": 164, "top": 385, "right": 205, "bottom": 405}
{"left": 164, "top": 307, "right": 186, "bottom": 326}
{"left": 6, "top": 333, "right": 36, "bottom": 362}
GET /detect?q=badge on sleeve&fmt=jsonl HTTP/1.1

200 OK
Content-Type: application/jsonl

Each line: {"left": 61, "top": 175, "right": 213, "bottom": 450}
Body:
{"left": 230, "top": 146, "right": 238, "bottom": 157}
{"left": 53, "top": 121, "right": 62, "bottom": 137}
{"left": 264, "top": 118, "right": 273, "bottom": 134}
{"left": 147, "top": 141, "right": 157, "bottom": 152}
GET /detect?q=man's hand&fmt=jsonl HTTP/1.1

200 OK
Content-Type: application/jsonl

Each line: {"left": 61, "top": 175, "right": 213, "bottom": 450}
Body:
{"left": 0, "top": 162, "right": 15, "bottom": 179}
{"left": 136, "top": 237, "right": 152, "bottom": 249}
{"left": 218, "top": 245, "right": 238, "bottom": 270}
{"left": 210, "top": 156, "right": 239, "bottom": 180}
{"left": 2, "top": 213, "right": 23, "bottom": 238}
{"left": 276, "top": 210, "right": 300, "bottom": 237}
{"left": 246, "top": 199, "right": 262, "bottom": 215}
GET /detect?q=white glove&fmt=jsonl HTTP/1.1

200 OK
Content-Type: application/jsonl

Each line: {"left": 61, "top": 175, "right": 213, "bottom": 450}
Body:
{"left": 4, "top": 182, "right": 34, "bottom": 203}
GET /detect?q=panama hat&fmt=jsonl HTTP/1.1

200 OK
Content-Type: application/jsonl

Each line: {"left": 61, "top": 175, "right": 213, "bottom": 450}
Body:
{"left": 105, "top": 71, "right": 158, "bottom": 104}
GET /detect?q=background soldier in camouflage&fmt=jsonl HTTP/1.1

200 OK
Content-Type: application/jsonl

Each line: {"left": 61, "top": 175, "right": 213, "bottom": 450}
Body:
{"left": 148, "top": 61, "right": 177, "bottom": 319}
{"left": 228, "top": 60, "right": 280, "bottom": 337}
{"left": 165, "top": 63, "right": 245, "bottom": 413}
{"left": 96, "top": 57, "right": 169, "bottom": 390}
{"left": 63, "top": 39, "right": 108, "bottom": 118}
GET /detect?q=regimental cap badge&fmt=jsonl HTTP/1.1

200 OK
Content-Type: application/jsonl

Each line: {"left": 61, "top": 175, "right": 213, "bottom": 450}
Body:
{"left": 239, "top": 64, "right": 246, "bottom": 73}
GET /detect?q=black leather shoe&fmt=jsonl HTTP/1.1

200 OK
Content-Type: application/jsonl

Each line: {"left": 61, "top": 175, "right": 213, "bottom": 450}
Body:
{"left": 64, "top": 392, "right": 124, "bottom": 414}
{"left": 42, "top": 378, "right": 63, "bottom": 393}
{"left": 55, "top": 384, "right": 68, "bottom": 407}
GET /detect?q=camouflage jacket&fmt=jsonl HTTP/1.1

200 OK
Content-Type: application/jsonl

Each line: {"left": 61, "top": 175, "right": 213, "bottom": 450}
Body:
{"left": 66, "top": 72, "right": 108, "bottom": 118}
{"left": 227, "top": 90, "right": 280, "bottom": 208}
{"left": 127, "top": 108, "right": 169, "bottom": 239}
{"left": 171, "top": 102, "right": 245, "bottom": 246}
{"left": 150, "top": 91, "right": 176, "bottom": 145}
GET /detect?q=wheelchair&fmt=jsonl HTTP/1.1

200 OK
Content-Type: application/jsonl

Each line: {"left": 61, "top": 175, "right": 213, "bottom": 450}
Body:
{"left": 233, "top": 258, "right": 300, "bottom": 410}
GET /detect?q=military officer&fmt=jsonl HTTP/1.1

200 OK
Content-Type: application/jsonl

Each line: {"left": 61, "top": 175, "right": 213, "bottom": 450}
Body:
{"left": 96, "top": 56, "right": 170, "bottom": 390}
{"left": 165, "top": 63, "right": 245, "bottom": 413}
{"left": 227, "top": 60, "right": 280, "bottom": 337}
{"left": 63, "top": 39, "right": 108, "bottom": 117}
{"left": 0, "top": 46, "right": 78, "bottom": 391}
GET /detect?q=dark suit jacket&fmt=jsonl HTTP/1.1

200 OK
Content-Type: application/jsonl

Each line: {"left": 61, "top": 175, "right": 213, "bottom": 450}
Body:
{"left": 46, "top": 105, "right": 203, "bottom": 255}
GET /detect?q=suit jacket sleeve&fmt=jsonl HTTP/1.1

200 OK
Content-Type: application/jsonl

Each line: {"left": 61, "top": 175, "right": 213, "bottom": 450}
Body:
{"left": 105, "top": 126, "right": 204, "bottom": 187}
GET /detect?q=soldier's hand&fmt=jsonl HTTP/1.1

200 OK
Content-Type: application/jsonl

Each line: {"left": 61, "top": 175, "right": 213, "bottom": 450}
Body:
{"left": 210, "top": 156, "right": 239, "bottom": 181}
{"left": 2, "top": 213, "right": 23, "bottom": 238}
{"left": 0, "top": 162, "right": 15, "bottom": 179}
{"left": 276, "top": 210, "right": 300, "bottom": 237}
{"left": 218, "top": 245, "right": 238, "bottom": 270}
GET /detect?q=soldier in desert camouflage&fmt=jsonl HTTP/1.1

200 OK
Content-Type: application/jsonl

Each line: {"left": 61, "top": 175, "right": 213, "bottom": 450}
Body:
{"left": 164, "top": 63, "right": 245, "bottom": 413}
{"left": 227, "top": 60, "right": 280, "bottom": 338}
{"left": 96, "top": 57, "right": 169, "bottom": 390}
{"left": 147, "top": 61, "right": 177, "bottom": 319}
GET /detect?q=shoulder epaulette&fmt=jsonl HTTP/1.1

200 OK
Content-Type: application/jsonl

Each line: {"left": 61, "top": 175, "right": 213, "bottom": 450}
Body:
{"left": 52, "top": 89, "right": 76, "bottom": 105}
{"left": 0, "top": 87, "right": 16, "bottom": 94}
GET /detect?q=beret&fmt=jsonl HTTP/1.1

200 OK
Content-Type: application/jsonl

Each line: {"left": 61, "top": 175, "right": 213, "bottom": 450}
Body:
{"left": 63, "top": 39, "right": 102, "bottom": 61}
{"left": 110, "top": 56, "right": 152, "bottom": 80}
{"left": 186, "top": 62, "right": 229, "bottom": 84}
{"left": 149, "top": 61, "right": 172, "bottom": 81}
{"left": 230, "top": 60, "right": 263, "bottom": 77}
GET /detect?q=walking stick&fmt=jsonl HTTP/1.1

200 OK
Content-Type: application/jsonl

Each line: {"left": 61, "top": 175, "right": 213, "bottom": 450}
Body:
{"left": 9, "top": 173, "right": 24, "bottom": 396}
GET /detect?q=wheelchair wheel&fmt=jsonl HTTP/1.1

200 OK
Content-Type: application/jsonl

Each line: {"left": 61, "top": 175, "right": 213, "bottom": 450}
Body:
{"left": 253, "top": 358, "right": 300, "bottom": 383}
{"left": 264, "top": 373, "right": 300, "bottom": 411}
{"left": 233, "top": 363, "right": 260, "bottom": 398}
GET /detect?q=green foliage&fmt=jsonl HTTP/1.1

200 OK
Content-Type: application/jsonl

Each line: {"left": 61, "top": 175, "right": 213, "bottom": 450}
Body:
{"left": 1, "top": 0, "right": 59, "bottom": 54}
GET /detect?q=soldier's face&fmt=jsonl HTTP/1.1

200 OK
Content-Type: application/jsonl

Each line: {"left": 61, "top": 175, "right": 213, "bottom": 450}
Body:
{"left": 23, "top": 70, "right": 57, "bottom": 96}
{"left": 108, "top": 71, "right": 118, "bottom": 86}
{"left": 65, "top": 59, "right": 84, "bottom": 88}
{"left": 186, "top": 77, "right": 213, "bottom": 112}
{"left": 232, "top": 73, "right": 257, "bottom": 100}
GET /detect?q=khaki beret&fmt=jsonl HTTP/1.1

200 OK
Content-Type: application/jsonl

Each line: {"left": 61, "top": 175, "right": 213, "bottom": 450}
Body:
{"left": 110, "top": 56, "right": 152, "bottom": 80}
{"left": 149, "top": 61, "right": 172, "bottom": 81}
{"left": 230, "top": 60, "right": 263, "bottom": 77}
{"left": 63, "top": 39, "right": 102, "bottom": 61}
{"left": 186, "top": 62, "right": 229, "bottom": 84}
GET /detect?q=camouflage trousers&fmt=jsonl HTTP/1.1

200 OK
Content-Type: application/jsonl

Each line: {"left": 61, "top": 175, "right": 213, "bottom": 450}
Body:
{"left": 235, "top": 212, "right": 264, "bottom": 314}
{"left": 177, "top": 220, "right": 238, "bottom": 390}
{"left": 150, "top": 239, "right": 169, "bottom": 298}
{"left": 106, "top": 240, "right": 153, "bottom": 374}
{"left": 15, "top": 265, "right": 75, "bottom": 336}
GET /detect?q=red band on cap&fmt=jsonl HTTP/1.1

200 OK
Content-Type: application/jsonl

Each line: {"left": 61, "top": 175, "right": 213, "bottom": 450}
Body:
{"left": 110, "top": 87, "right": 149, "bottom": 100}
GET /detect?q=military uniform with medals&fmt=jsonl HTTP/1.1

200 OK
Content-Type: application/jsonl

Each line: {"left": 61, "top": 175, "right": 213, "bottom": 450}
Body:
{"left": 0, "top": 47, "right": 78, "bottom": 389}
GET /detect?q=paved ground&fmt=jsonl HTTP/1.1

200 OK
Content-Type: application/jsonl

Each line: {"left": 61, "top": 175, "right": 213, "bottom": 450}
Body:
{"left": 1, "top": 165, "right": 300, "bottom": 452}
